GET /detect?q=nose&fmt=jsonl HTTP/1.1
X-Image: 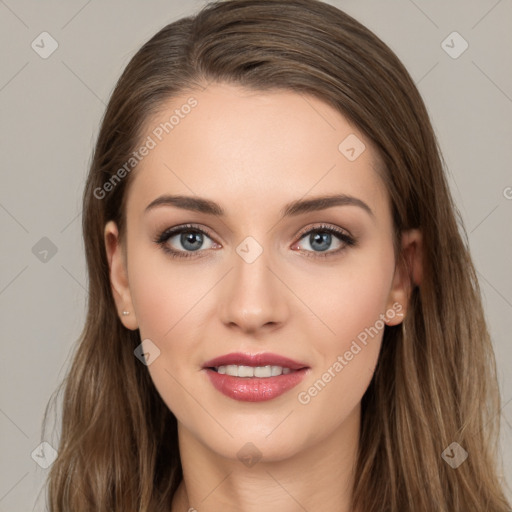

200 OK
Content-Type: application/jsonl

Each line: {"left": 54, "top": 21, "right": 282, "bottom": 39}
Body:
{"left": 218, "top": 242, "right": 289, "bottom": 335}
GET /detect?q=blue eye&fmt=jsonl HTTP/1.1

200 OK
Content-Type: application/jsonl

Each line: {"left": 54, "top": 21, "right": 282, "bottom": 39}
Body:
{"left": 294, "top": 224, "right": 356, "bottom": 257}
{"left": 154, "top": 223, "right": 356, "bottom": 259}
{"left": 154, "top": 224, "right": 217, "bottom": 259}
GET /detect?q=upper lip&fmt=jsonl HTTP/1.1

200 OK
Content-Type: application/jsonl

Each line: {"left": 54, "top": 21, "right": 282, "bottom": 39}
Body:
{"left": 203, "top": 352, "right": 309, "bottom": 371}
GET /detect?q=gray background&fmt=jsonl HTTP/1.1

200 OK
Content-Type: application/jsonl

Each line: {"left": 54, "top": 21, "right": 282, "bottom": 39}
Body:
{"left": 0, "top": 0, "right": 511, "bottom": 510}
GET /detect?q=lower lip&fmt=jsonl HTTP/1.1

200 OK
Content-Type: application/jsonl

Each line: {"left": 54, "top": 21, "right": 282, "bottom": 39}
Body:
{"left": 204, "top": 368, "right": 309, "bottom": 402}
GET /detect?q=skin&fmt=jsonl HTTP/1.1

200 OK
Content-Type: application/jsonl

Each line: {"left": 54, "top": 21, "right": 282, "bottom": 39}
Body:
{"left": 104, "top": 82, "right": 422, "bottom": 512}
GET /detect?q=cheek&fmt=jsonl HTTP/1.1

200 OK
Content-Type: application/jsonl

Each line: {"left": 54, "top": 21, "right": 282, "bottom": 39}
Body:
{"left": 296, "top": 244, "right": 395, "bottom": 419}
{"left": 127, "top": 248, "right": 210, "bottom": 419}
{"left": 128, "top": 246, "right": 208, "bottom": 340}
{"left": 316, "top": 242, "right": 395, "bottom": 350}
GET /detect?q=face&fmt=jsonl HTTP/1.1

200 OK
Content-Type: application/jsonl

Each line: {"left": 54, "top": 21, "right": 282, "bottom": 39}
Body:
{"left": 105, "top": 82, "right": 413, "bottom": 463}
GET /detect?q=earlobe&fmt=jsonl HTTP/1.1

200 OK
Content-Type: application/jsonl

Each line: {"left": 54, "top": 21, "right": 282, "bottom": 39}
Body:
{"left": 104, "top": 220, "right": 138, "bottom": 330}
{"left": 385, "top": 228, "right": 423, "bottom": 326}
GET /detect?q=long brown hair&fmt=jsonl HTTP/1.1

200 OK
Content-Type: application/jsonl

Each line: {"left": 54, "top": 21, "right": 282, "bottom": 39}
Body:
{"left": 42, "top": 0, "right": 511, "bottom": 510}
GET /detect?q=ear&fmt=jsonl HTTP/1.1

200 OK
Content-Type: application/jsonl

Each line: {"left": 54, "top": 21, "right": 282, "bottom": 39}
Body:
{"left": 384, "top": 228, "right": 423, "bottom": 326}
{"left": 104, "top": 220, "right": 139, "bottom": 330}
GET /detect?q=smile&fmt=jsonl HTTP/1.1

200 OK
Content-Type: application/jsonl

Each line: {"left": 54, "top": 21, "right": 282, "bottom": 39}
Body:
{"left": 202, "top": 352, "right": 310, "bottom": 402}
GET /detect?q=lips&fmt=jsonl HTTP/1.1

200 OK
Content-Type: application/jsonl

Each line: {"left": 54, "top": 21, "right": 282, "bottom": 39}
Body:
{"left": 202, "top": 352, "right": 310, "bottom": 402}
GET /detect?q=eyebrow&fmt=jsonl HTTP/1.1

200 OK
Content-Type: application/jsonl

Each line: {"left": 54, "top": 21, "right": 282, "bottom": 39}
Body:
{"left": 144, "top": 193, "right": 374, "bottom": 219}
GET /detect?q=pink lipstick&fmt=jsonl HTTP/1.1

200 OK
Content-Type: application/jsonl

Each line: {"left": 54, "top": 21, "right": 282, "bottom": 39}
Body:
{"left": 202, "top": 352, "right": 309, "bottom": 402}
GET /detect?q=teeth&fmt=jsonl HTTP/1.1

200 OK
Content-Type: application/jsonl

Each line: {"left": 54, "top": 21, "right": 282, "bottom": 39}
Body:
{"left": 238, "top": 365, "right": 254, "bottom": 378}
{"left": 255, "top": 366, "right": 271, "bottom": 377}
{"left": 214, "top": 365, "right": 293, "bottom": 377}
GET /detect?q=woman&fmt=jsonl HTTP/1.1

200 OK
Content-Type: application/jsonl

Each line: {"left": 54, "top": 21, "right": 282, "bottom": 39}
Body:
{"left": 42, "top": 0, "right": 511, "bottom": 510}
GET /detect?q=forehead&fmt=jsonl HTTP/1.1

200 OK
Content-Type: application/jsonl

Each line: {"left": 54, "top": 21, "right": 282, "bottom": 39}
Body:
{"left": 126, "top": 82, "right": 388, "bottom": 220}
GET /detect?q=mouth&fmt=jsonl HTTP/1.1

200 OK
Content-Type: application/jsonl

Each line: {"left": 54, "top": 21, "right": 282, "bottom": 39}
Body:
{"left": 202, "top": 352, "right": 310, "bottom": 402}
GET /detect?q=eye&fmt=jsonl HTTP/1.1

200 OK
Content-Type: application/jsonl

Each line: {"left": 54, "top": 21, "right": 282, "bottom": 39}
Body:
{"left": 292, "top": 224, "right": 356, "bottom": 258}
{"left": 154, "top": 224, "right": 219, "bottom": 259}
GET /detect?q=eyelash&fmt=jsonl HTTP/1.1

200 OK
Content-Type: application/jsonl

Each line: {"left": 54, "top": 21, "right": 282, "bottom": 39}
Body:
{"left": 153, "top": 223, "right": 356, "bottom": 260}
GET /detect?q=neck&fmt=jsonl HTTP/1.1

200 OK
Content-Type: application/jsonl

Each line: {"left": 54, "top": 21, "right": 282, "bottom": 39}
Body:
{"left": 171, "top": 404, "right": 361, "bottom": 512}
